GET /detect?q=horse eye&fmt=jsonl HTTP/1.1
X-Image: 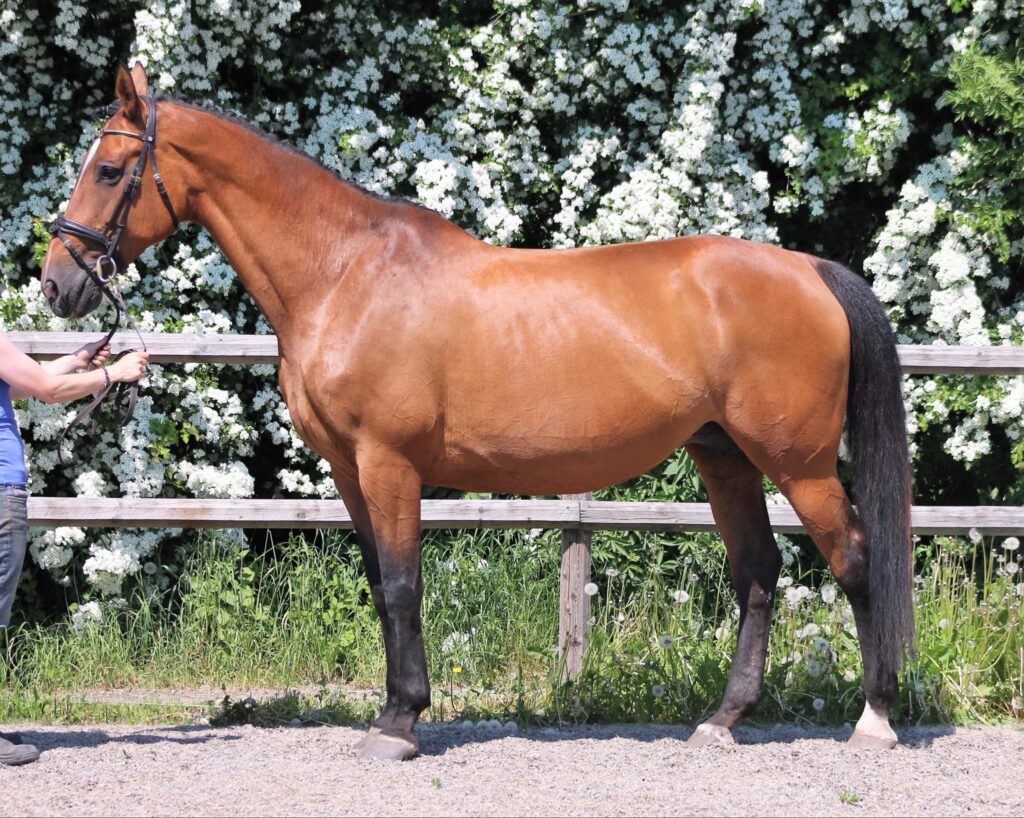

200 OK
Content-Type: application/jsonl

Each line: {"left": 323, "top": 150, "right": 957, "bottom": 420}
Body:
{"left": 98, "top": 165, "right": 122, "bottom": 182}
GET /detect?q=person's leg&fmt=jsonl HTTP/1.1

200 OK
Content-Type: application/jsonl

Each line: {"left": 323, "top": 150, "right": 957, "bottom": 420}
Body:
{"left": 0, "top": 484, "right": 39, "bottom": 765}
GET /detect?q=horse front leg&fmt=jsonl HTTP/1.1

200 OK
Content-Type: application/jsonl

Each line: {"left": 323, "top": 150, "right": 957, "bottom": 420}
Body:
{"left": 340, "top": 450, "right": 428, "bottom": 761}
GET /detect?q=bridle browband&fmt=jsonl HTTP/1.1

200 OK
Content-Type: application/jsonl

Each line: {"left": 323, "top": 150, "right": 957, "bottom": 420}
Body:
{"left": 49, "top": 94, "right": 180, "bottom": 463}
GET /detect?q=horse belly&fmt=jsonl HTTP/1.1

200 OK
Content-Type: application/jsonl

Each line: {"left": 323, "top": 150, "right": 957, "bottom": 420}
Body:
{"left": 438, "top": 352, "right": 708, "bottom": 494}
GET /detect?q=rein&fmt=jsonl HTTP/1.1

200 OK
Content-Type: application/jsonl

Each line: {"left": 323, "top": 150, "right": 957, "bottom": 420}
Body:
{"left": 50, "top": 95, "right": 178, "bottom": 463}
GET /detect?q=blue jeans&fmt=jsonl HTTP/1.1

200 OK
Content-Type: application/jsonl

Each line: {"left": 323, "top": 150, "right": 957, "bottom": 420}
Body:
{"left": 0, "top": 484, "right": 27, "bottom": 628}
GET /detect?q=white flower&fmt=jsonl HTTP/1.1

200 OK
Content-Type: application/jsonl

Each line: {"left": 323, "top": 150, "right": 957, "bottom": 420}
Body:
{"left": 71, "top": 601, "right": 103, "bottom": 632}
{"left": 672, "top": 589, "right": 690, "bottom": 604}
{"left": 583, "top": 582, "right": 599, "bottom": 596}
{"left": 820, "top": 585, "right": 837, "bottom": 605}
{"left": 1003, "top": 537, "right": 1020, "bottom": 552}
{"left": 968, "top": 528, "right": 983, "bottom": 545}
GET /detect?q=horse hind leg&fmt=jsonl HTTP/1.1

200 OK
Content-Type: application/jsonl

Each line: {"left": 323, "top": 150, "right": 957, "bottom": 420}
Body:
{"left": 683, "top": 425, "right": 782, "bottom": 747}
{"left": 769, "top": 467, "right": 899, "bottom": 749}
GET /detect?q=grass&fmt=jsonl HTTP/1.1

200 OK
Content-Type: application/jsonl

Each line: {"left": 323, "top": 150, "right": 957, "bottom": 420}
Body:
{"left": 0, "top": 527, "right": 1021, "bottom": 729}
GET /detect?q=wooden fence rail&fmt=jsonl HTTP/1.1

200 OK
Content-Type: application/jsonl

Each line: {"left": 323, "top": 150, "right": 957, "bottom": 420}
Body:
{"left": 10, "top": 331, "right": 1024, "bottom": 679}
{"left": 7, "top": 331, "right": 1024, "bottom": 373}
{"left": 24, "top": 497, "right": 1024, "bottom": 535}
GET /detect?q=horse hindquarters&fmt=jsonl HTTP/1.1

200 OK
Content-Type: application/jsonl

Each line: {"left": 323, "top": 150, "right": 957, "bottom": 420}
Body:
{"left": 714, "top": 260, "right": 911, "bottom": 749}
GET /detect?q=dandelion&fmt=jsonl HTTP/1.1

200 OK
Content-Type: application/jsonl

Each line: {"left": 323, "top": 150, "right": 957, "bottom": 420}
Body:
{"left": 672, "top": 589, "right": 690, "bottom": 604}
{"left": 843, "top": 669, "right": 857, "bottom": 682}
{"left": 820, "top": 584, "right": 837, "bottom": 605}
{"left": 807, "top": 660, "right": 823, "bottom": 677}
{"left": 1016, "top": 583, "right": 1024, "bottom": 596}
{"left": 812, "top": 637, "right": 831, "bottom": 653}
{"left": 777, "top": 576, "right": 794, "bottom": 588}
{"left": 715, "top": 624, "right": 731, "bottom": 640}
{"left": 659, "top": 635, "right": 674, "bottom": 648}
{"left": 605, "top": 568, "right": 620, "bottom": 578}
{"left": 1003, "top": 537, "right": 1020, "bottom": 551}
{"left": 785, "top": 585, "right": 811, "bottom": 609}
{"left": 453, "top": 665, "right": 463, "bottom": 674}
{"left": 1003, "top": 562, "right": 1019, "bottom": 576}
{"left": 969, "top": 527, "right": 983, "bottom": 544}
{"left": 143, "top": 562, "right": 158, "bottom": 575}
{"left": 812, "top": 698, "right": 825, "bottom": 712}
{"left": 796, "top": 623, "right": 820, "bottom": 639}
{"left": 651, "top": 684, "right": 666, "bottom": 699}
{"left": 583, "top": 582, "right": 598, "bottom": 596}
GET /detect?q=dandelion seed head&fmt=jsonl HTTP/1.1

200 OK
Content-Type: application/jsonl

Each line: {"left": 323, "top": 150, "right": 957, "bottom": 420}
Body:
{"left": 969, "top": 527, "right": 983, "bottom": 544}
{"left": 1003, "top": 537, "right": 1020, "bottom": 551}
{"left": 812, "top": 697, "right": 825, "bottom": 712}
{"left": 673, "top": 589, "right": 690, "bottom": 604}
{"left": 820, "top": 584, "right": 837, "bottom": 605}
{"left": 583, "top": 582, "right": 599, "bottom": 596}
{"left": 651, "top": 684, "right": 666, "bottom": 699}
{"left": 659, "top": 635, "right": 674, "bottom": 648}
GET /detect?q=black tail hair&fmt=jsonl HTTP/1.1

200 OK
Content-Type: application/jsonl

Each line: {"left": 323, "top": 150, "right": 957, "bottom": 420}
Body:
{"left": 815, "top": 259, "right": 915, "bottom": 683}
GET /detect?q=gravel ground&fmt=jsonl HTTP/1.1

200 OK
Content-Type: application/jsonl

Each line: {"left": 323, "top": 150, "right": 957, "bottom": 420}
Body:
{"left": 1, "top": 722, "right": 1021, "bottom": 816}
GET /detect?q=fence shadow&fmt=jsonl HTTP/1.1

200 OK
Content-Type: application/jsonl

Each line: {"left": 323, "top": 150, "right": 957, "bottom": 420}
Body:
{"left": 18, "top": 725, "right": 244, "bottom": 752}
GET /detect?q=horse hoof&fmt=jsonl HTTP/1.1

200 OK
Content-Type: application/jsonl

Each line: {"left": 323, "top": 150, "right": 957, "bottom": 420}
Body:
{"left": 354, "top": 730, "right": 419, "bottom": 761}
{"left": 687, "top": 723, "right": 734, "bottom": 747}
{"left": 848, "top": 730, "right": 897, "bottom": 750}
{"left": 353, "top": 726, "right": 382, "bottom": 752}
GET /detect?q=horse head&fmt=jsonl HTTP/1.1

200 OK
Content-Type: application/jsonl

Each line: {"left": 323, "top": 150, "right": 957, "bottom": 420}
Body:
{"left": 41, "top": 62, "right": 183, "bottom": 318}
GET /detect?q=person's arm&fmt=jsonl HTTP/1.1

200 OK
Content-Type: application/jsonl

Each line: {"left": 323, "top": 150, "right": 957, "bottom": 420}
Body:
{"left": 38, "top": 339, "right": 113, "bottom": 378}
{"left": 0, "top": 334, "right": 148, "bottom": 404}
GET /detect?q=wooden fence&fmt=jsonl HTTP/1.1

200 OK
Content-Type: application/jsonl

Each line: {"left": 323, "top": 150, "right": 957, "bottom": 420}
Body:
{"left": 11, "top": 331, "right": 1024, "bottom": 678}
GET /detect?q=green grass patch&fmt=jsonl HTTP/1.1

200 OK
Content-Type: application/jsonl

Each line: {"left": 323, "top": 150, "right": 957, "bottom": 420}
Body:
{"left": 1, "top": 528, "right": 1021, "bottom": 728}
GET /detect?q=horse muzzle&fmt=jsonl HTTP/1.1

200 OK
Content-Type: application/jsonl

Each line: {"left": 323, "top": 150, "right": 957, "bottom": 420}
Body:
{"left": 43, "top": 268, "right": 104, "bottom": 318}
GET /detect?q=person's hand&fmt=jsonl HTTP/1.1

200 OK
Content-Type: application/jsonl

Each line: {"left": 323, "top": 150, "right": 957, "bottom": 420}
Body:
{"left": 73, "top": 338, "right": 112, "bottom": 370}
{"left": 107, "top": 351, "right": 149, "bottom": 384}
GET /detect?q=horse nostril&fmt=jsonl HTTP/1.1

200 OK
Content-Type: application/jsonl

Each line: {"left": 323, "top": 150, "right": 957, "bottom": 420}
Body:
{"left": 42, "top": 279, "right": 58, "bottom": 301}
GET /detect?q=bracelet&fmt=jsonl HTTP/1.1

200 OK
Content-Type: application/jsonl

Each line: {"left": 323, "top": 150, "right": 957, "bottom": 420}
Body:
{"left": 102, "top": 366, "right": 111, "bottom": 388}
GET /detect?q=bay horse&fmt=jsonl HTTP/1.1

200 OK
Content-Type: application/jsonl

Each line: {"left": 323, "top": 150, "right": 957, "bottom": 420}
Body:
{"left": 41, "top": 64, "right": 913, "bottom": 759}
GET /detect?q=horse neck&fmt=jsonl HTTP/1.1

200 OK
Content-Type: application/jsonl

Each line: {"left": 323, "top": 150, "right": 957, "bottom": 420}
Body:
{"left": 167, "top": 103, "right": 391, "bottom": 340}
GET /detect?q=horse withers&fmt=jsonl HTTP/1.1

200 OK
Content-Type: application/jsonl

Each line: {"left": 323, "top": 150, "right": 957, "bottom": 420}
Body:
{"left": 41, "top": 63, "right": 914, "bottom": 759}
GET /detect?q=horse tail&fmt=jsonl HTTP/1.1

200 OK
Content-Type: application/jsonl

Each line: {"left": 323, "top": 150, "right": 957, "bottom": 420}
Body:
{"left": 815, "top": 259, "right": 915, "bottom": 680}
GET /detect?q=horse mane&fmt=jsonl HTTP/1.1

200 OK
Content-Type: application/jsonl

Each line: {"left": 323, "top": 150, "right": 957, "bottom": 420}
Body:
{"left": 97, "top": 96, "right": 420, "bottom": 211}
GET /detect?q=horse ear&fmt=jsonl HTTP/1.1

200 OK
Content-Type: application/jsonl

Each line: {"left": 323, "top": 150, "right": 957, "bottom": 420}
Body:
{"left": 114, "top": 63, "right": 143, "bottom": 126}
{"left": 130, "top": 61, "right": 149, "bottom": 96}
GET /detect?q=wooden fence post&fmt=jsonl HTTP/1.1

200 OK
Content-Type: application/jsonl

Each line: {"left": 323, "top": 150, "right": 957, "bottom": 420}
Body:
{"left": 559, "top": 492, "right": 592, "bottom": 681}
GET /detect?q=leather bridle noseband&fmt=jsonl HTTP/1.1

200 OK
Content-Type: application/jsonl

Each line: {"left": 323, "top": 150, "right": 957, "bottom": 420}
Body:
{"left": 49, "top": 94, "right": 179, "bottom": 463}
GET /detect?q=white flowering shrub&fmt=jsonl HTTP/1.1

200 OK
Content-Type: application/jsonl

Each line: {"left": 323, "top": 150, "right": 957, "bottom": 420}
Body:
{"left": 1, "top": 0, "right": 1021, "bottom": 605}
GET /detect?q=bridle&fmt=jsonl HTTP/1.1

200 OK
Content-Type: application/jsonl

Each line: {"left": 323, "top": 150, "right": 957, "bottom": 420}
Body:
{"left": 49, "top": 94, "right": 180, "bottom": 462}
{"left": 51, "top": 94, "right": 178, "bottom": 290}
